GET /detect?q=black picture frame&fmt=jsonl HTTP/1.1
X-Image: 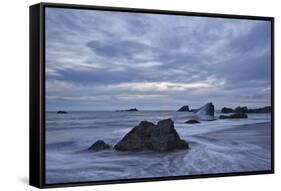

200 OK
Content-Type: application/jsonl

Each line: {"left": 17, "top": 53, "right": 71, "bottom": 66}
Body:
{"left": 30, "top": 2, "right": 275, "bottom": 189}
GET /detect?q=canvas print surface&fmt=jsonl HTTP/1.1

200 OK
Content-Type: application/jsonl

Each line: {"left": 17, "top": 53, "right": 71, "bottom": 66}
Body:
{"left": 45, "top": 7, "right": 272, "bottom": 184}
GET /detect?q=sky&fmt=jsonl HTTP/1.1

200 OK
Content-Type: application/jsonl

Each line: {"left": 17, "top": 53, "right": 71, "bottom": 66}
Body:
{"left": 45, "top": 8, "right": 272, "bottom": 111}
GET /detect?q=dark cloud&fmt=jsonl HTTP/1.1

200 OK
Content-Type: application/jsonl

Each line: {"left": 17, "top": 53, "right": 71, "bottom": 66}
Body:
{"left": 49, "top": 68, "right": 142, "bottom": 85}
{"left": 86, "top": 40, "right": 151, "bottom": 59}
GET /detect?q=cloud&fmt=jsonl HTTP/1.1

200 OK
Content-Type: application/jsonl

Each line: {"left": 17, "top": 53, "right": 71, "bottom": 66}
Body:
{"left": 105, "top": 76, "right": 225, "bottom": 92}
{"left": 45, "top": 8, "right": 272, "bottom": 110}
{"left": 86, "top": 40, "right": 150, "bottom": 59}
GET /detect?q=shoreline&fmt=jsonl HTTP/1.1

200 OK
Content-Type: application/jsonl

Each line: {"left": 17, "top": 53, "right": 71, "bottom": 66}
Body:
{"left": 191, "top": 122, "right": 271, "bottom": 151}
{"left": 203, "top": 122, "right": 271, "bottom": 136}
{"left": 46, "top": 114, "right": 272, "bottom": 184}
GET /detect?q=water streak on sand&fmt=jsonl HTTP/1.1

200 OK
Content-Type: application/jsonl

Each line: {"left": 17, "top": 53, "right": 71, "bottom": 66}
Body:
{"left": 46, "top": 111, "right": 271, "bottom": 184}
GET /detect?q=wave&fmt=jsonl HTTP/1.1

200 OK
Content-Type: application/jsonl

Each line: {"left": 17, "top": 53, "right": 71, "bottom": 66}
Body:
{"left": 45, "top": 112, "right": 271, "bottom": 184}
{"left": 46, "top": 140, "right": 77, "bottom": 150}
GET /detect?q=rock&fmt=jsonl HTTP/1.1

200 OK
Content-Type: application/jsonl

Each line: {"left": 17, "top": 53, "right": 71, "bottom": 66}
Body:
{"left": 219, "top": 115, "right": 228, "bottom": 119}
{"left": 176, "top": 139, "right": 190, "bottom": 149}
{"left": 221, "top": 107, "right": 234, "bottom": 113}
{"left": 57, "top": 110, "right": 67, "bottom": 114}
{"left": 247, "top": 106, "right": 271, "bottom": 113}
{"left": 221, "top": 106, "right": 271, "bottom": 114}
{"left": 219, "top": 113, "right": 248, "bottom": 119}
{"left": 230, "top": 113, "right": 248, "bottom": 118}
{"left": 185, "top": 119, "right": 200, "bottom": 124}
{"left": 88, "top": 140, "right": 111, "bottom": 152}
{"left": 177, "top": 105, "right": 189, "bottom": 112}
{"left": 195, "top": 102, "right": 215, "bottom": 121}
{"left": 234, "top": 106, "right": 248, "bottom": 113}
{"left": 127, "top": 108, "right": 138, "bottom": 111}
{"left": 116, "top": 108, "right": 138, "bottom": 112}
{"left": 196, "top": 102, "right": 215, "bottom": 116}
{"left": 114, "top": 119, "right": 189, "bottom": 152}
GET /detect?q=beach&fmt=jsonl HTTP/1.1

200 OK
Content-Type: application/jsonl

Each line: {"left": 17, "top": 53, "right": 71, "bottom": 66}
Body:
{"left": 46, "top": 111, "right": 271, "bottom": 184}
{"left": 183, "top": 122, "right": 271, "bottom": 174}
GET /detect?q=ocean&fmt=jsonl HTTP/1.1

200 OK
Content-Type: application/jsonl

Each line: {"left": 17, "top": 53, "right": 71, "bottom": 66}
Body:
{"left": 45, "top": 111, "right": 271, "bottom": 184}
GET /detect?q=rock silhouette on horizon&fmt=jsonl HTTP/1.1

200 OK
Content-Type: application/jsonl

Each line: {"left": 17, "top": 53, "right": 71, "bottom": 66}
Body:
{"left": 220, "top": 106, "right": 271, "bottom": 114}
{"left": 234, "top": 106, "right": 248, "bottom": 113}
{"left": 221, "top": 107, "right": 235, "bottom": 113}
{"left": 177, "top": 105, "right": 189, "bottom": 112}
{"left": 247, "top": 106, "right": 271, "bottom": 113}
{"left": 195, "top": 102, "right": 215, "bottom": 121}
{"left": 57, "top": 110, "right": 67, "bottom": 114}
{"left": 88, "top": 140, "right": 111, "bottom": 152}
{"left": 116, "top": 108, "right": 138, "bottom": 112}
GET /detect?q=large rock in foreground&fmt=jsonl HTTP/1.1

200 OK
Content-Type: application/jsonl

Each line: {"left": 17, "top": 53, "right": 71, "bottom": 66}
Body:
{"left": 88, "top": 140, "right": 111, "bottom": 152}
{"left": 195, "top": 102, "right": 215, "bottom": 121}
{"left": 219, "top": 113, "right": 248, "bottom": 119}
{"left": 177, "top": 105, "right": 189, "bottom": 112}
{"left": 114, "top": 119, "right": 189, "bottom": 152}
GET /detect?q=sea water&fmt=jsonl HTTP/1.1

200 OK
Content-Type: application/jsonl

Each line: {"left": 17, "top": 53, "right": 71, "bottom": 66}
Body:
{"left": 45, "top": 111, "right": 271, "bottom": 184}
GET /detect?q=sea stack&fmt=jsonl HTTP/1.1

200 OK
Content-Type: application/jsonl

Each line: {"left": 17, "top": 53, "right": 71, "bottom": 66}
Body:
{"left": 221, "top": 107, "right": 235, "bottom": 113}
{"left": 247, "top": 106, "right": 271, "bottom": 113}
{"left": 177, "top": 105, "right": 189, "bottom": 112}
{"left": 195, "top": 102, "right": 215, "bottom": 121}
{"left": 57, "top": 110, "right": 67, "bottom": 114}
{"left": 114, "top": 119, "right": 189, "bottom": 152}
{"left": 88, "top": 140, "right": 111, "bottom": 152}
{"left": 234, "top": 106, "right": 248, "bottom": 113}
{"left": 116, "top": 108, "right": 138, "bottom": 112}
